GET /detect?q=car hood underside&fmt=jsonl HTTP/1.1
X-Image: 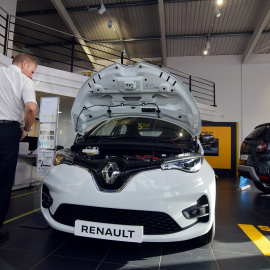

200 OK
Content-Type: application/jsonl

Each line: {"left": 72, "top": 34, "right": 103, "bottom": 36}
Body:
{"left": 71, "top": 62, "right": 201, "bottom": 137}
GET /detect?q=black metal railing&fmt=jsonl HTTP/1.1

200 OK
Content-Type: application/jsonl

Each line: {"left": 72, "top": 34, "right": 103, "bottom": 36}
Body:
{"left": 0, "top": 6, "right": 216, "bottom": 106}
{"left": 0, "top": 7, "right": 9, "bottom": 55}
{"left": 165, "top": 66, "right": 216, "bottom": 106}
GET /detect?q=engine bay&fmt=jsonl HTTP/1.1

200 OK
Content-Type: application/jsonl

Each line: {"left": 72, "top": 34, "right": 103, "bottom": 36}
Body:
{"left": 71, "top": 138, "right": 197, "bottom": 164}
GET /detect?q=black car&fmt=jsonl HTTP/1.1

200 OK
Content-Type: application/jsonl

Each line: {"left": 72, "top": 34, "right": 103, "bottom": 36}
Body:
{"left": 238, "top": 123, "right": 270, "bottom": 193}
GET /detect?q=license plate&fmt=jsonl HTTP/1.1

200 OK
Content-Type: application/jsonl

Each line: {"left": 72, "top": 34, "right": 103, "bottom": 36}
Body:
{"left": 74, "top": 220, "right": 143, "bottom": 243}
{"left": 240, "top": 154, "right": 248, "bottom": 160}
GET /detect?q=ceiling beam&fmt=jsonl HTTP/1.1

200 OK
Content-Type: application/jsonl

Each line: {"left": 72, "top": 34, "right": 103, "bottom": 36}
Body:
{"left": 16, "top": 0, "right": 204, "bottom": 17}
{"left": 242, "top": 1, "right": 270, "bottom": 64}
{"left": 26, "top": 30, "right": 270, "bottom": 48}
{"left": 50, "top": 0, "right": 95, "bottom": 69}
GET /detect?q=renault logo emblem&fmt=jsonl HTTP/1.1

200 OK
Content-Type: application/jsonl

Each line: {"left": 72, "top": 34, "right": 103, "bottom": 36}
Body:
{"left": 101, "top": 162, "right": 120, "bottom": 184}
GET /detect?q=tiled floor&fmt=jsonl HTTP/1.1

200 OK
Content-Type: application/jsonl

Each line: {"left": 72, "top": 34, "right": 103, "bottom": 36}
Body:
{"left": 1, "top": 177, "right": 270, "bottom": 270}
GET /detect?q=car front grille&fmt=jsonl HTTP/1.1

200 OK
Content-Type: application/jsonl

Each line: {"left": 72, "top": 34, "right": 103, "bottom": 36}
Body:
{"left": 52, "top": 204, "right": 182, "bottom": 235}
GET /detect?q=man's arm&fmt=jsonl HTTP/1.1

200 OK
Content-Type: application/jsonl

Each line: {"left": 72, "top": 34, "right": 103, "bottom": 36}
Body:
{"left": 20, "top": 101, "right": 38, "bottom": 141}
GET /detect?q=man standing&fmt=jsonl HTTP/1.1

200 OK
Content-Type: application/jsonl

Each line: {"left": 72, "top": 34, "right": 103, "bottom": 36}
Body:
{"left": 0, "top": 53, "right": 38, "bottom": 242}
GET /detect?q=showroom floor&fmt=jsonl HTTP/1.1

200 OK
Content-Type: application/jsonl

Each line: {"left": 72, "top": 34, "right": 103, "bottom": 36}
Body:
{"left": 0, "top": 177, "right": 270, "bottom": 270}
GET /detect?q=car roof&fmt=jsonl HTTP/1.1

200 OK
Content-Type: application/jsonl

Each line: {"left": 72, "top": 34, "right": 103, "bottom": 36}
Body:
{"left": 255, "top": 123, "right": 270, "bottom": 129}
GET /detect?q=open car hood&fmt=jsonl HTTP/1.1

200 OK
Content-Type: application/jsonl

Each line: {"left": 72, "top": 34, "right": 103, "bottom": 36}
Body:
{"left": 71, "top": 62, "right": 201, "bottom": 136}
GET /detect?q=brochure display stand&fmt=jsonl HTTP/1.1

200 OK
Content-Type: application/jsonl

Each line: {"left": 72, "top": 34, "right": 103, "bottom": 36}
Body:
{"left": 37, "top": 97, "right": 59, "bottom": 177}
{"left": 21, "top": 97, "right": 60, "bottom": 229}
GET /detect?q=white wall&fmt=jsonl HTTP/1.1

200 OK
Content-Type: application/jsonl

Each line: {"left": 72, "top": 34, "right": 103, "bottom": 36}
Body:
{"left": 34, "top": 64, "right": 87, "bottom": 97}
{"left": 167, "top": 54, "right": 270, "bottom": 144}
{"left": 242, "top": 55, "right": 270, "bottom": 138}
{"left": 167, "top": 55, "right": 242, "bottom": 123}
{"left": 0, "top": 0, "right": 17, "bottom": 57}
{"left": 0, "top": 0, "right": 17, "bottom": 14}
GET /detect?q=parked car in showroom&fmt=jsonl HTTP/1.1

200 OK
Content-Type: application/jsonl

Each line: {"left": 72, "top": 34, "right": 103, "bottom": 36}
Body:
{"left": 238, "top": 123, "right": 270, "bottom": 193}
{"left": 41, "top": 62, "right": 216, "bottom": 244}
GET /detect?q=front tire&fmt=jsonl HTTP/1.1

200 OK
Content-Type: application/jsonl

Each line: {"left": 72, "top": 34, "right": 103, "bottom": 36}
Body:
{"left": 197, "top": 220, "right": 215, "bottom": 245}
{"left": 253, "top": 180, "right": 270, "bottom": 194}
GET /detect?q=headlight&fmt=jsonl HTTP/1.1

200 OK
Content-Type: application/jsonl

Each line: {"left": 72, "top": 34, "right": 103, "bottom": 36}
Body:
{"left": 161, "top": 153, "right": 203, "bottom": 173}
{"left": 53, "top": 149, "right": 74, "bottom": 166}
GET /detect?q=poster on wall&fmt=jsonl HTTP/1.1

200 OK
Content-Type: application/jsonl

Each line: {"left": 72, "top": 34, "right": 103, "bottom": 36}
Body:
{"left": 201, "top": 127, "right": 220, "bottom": 157}
{"left": 37, "top": 150, "right": 55, "bottom": 176}
{"left": 203, "top": 138, "right": 219, "bottom": 156}
{"left": 201, "top": 122, "right": 238, "bottom": 176}
{"left": 38, "top": 123, "right": 56, "bottom": 149}
{"left": 201, "top": 124, "right": 233, "bottom": 171}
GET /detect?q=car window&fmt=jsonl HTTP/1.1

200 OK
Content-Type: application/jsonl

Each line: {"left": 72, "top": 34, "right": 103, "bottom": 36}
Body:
{"left": 93, "top": 120, "right": 116, "bottom": 136}
{"left": 86, "top": 117, "right": 191, "bottom": 140}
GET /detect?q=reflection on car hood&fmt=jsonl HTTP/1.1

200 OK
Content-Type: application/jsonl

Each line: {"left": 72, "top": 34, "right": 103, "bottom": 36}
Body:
{"left": 71, "top": 62, "right": 201, "bottom": 136}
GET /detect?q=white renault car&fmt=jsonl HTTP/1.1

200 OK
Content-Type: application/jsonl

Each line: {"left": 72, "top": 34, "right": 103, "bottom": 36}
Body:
{"left": 41, "top": 62, "right": 216, "bottom": 244}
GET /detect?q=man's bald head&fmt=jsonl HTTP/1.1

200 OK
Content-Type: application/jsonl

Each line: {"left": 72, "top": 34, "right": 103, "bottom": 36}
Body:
{"left": 12, "top": 53, "right": 37, "bottom": 79}
{"left": 12, "top": 53, "right": 37, "bottom": 67}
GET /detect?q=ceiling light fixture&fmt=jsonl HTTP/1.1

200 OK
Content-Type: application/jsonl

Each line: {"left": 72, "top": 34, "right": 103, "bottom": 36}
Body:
{"left": 98, "top": 0, "right": 128, "bottom": 58}
{"left": 217, "top": 0, "right": 223, "bottom": 5}
{"left": 203, "top": 34, "right": 210, "bottom": 55}
{"left": 206, "top": 40, "right": 210, "bottom": 50}
{"left": 107, "top": 19, "right": 112, "bottom": 28}
{"left": 214, "top": 6, "right": 221, "bottom": 17}
{"left": 99, "top": 3, "right": 106, "bottom": 15}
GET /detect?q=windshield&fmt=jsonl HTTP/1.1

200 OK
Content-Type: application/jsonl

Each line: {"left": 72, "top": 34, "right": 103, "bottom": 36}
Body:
{"left": 84, "top": 117, "right": 191, "bottom": 141}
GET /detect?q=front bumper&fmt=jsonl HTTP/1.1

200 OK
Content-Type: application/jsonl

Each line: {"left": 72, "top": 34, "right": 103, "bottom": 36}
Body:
{"left": 41, "top": 162, "right": 216, "bottom": 242}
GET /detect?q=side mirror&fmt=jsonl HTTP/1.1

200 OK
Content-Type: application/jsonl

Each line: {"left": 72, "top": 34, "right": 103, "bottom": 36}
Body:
{"left": 56, "top": 145, "right": 64, "bottom": 151}
{"left": 200, "top": 133, "right": 214, "bottom": 144}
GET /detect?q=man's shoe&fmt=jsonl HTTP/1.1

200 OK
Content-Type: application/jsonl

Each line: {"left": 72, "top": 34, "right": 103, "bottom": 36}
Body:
{"left": 0, "top": 231, "right": 9, "bottom": 243}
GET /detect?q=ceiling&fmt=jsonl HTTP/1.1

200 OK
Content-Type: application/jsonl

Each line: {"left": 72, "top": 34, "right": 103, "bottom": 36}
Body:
{"left": 13, "top": 0, "right": 270, "bottom": 70}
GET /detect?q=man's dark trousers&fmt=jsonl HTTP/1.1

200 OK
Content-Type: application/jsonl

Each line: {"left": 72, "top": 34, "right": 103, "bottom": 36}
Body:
{"left": 0, "top": 122, "right": 21, "bottom": 227}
